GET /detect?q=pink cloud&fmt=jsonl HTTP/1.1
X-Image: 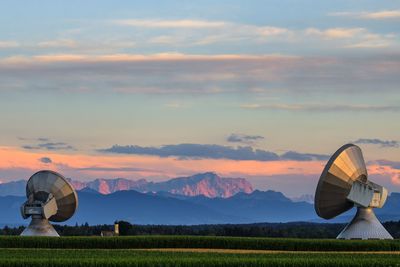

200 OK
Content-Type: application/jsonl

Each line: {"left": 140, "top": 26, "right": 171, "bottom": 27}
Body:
{"left": 0, "top": 146, "right": 323, "bottom": 182}
{"left": 3, "top": 146, "right": 400, "bottom": 196}
{"left": 368, "top": 163, "right": 400, "bottom": 185}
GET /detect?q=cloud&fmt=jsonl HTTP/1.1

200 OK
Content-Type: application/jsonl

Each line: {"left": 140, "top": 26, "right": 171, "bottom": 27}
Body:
{"left": 331, "top": 10, "right": 400, "bottom": 20}
{"left": 77, "top": 166, "right": 155, "bottom": 173}
{"left": 306, "top": 28, "right": 364, "bottom": 39}
{"left": 111, "top": 18, "right": 290, "bottom": 40}
{"left": 18, "top": 137, "right": 50, "bottom": 142}
{"left": 113, "top": 18, "right": 288, "bottom": 38}
{"left": 111, "top": 19, "right": 291, "bottom": 47}
{"left": 372, "top": 160, "right": 400, "bottom": 170}
{"left": 226, "top": 134, "right": 265, "bottom": 144}
{"left": 100, "top": 144, "right": 279, "bottom": 161}
{"left": 368, "top": 160, "right": 400, "bottom": 185}
{"left": 109, "top": 18, "right": 397, "bottom": 51}
{"left": 0, "top": 145, "right": 325, "bottom": 185}
{"left": 38, "top": 142, "right": 74, "bottom": 150}
{"left": 0, "top": 53, "right": 295, "bottom": 64}
{"left": 149, "top": 35, "right": 178, "bottom": 44}
{"left": 37, "top": 39, "right": 77, "bottom": 48}
{"left": 305, "top": 27, "right": 395, "bottom": 48}
{"left": 240, "top": 103, "right": 400, "bottom": 112}
{"left": 354, "top": 138, "right": 399, "bottom": 148}
{"left": 113, "top": 19, "right": 227, "bottom": 28}
{"left": 0, "top": 53, "right": 300, "bottom": 95}
{"left": 23, "top": 141, "right": 75, "bottom": 151}
{"left": 0, "top": 41, "right": 19, "bottom": 48}
{"left": 99, "top": 143, "right": 328, "bottom": 162}
{"left": 20, "top": 54, "right": 87, "bottom": 63}
{"left": 280, "top": 151, "right": 329, "bottom": 161}
{"left": 362, "top": 10, "right": 400, "bottom": 19}
{"left": 345, "top": 40, "right": 392, "bottom": 49}
{"left": 39, "top": 157, "right": 52, "bottom": 164}
{"left": 0, "top": 52, "right": 399, "bottom": 98}
{"left": 2, "top": 20, "right": 290, "bottom": 57}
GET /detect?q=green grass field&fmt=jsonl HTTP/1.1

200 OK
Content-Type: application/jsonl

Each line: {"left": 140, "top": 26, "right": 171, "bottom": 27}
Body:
{"left": 2, "top": 235, "right": 400, "bottom": 251}
{"left": 2, "top": 249, "right": 400, "bottom": 267}
{"left": 1, "top": 236, "right": 400, "bottom": 267}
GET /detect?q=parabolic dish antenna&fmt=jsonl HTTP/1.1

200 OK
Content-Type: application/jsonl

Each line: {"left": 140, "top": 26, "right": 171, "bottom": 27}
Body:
{"left": 20, "top": 170, "right": 78, "bottom": 237}
{"left": 315, "top": 144, "right": 392, "bottom": 239}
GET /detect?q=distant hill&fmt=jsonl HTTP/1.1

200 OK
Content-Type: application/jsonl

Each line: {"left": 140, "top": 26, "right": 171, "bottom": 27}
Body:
{"left": 1, "top": 188, "right": 399, "bottom": 226}
{"left": 0, "top": 180, "right": 26, "bottom": 197}
{"left": 1, "top": 173, "right": 400, "bottom": 226}
{"left": 0, "top": 190, "right": 246, "bottom": 225}
{"left": 0, "top": 195, "right": 25, "bottom": 225}
{"left": 184, "top": 190, "right": 316, "bottom": 222}
{"left": 0, "top": 172, "right": 253, "bottom": 198}
{"left": 74, "top": 190, "right": 247, "bottom": 225}
{"left": 291, "top": 194, "right": 314, "bottom": 204}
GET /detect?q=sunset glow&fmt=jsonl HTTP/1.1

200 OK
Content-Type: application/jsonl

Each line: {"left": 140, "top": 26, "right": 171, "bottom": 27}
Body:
{"left": 0, "top": 1, "right": 399, "bottom": 198}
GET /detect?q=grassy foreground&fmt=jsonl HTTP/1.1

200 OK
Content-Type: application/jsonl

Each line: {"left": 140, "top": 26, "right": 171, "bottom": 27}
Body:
{"left": 1, "top": 249, "right": 400, "bottom": 267}
{"left": 1, "top": 236, "right": 400, "bottom": 267}
{"left": 1, "top": 235, "right": 400, "bottom": 251}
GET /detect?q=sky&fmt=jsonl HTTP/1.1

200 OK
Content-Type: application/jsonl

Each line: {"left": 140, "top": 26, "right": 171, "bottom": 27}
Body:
{"left": 0, "top": 0, "right": 399, "bottom": 197}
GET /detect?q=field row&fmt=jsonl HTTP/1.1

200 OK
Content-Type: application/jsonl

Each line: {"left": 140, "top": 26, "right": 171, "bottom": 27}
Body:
{"left": 1, "top": 249, "right": 400, "bottom": 267}
{"left": 1, "top": 235, "right": 400, "bottom": 251}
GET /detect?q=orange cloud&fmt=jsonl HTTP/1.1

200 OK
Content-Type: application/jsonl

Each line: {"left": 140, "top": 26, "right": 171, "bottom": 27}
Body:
{"left": 0, "top": 53, "right": 299, "bottom": 66}
{"left": 0, "top": 146, "right": 324, "bottom": 182}
{"left": 3, "top": 146, "right": 400, "bottom": 195}
{"left": 306, "top": 27, "right": 365, "bottom": 39}
{"left": 361, "top": 10, "right": 400, "bottom": 19}
{"left": 368, "top": 164, "right": 400, "bottom": 185}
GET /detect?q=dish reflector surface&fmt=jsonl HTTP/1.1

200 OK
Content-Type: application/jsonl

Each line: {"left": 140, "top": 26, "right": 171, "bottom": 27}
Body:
{"left": 26, "top": 170, "right": 78, "bottom": 222}
{"left": 315, "top": 144, "right": 367, "bottom": 219}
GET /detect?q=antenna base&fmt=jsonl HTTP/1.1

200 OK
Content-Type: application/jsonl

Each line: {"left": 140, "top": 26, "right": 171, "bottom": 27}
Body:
{"left": 20, "top": 216, "right": 59, "bottom": 237}
{"left": 337, "top": 207, "right": 393, "bottom": 240}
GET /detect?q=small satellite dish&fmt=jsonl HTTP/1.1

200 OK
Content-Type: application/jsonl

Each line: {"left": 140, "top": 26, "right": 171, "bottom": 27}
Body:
{"left": 20, "top": 170, "right": 78, "bottom": 237}
{"left": 315, "top": 144, "right": 392, "bottom": 239}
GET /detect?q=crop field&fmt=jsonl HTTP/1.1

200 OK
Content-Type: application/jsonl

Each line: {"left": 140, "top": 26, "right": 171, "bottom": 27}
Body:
{"left": 1, "top": 236, "right": 400, "bottom": 267}
{"left": 2, "top": 249, "right": 400, "bottom": 267}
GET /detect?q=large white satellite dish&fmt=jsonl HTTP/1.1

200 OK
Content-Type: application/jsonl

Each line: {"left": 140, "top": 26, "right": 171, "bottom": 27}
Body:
{"left": 20, "top": 170, "right": 78, "bottom": 237}
{"left": 315, "top": 144, "right": 393, "bottom": 239}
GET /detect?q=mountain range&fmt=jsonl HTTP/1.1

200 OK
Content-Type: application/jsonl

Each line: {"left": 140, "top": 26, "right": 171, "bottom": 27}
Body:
{"left": 1, "top": 187, "right": 400, "bottom": 226}
{"left": 0, "top": 188, "right": 317, "bottom": 226}
{"left": 0, "top": 172, "right": 253, "bottom": 198}
{"left": 1, "top": 172, "right": 399, "bottom": 226}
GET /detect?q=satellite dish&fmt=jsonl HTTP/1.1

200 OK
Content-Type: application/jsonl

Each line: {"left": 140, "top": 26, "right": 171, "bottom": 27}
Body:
{"left": 315, "top": 144, "right": 392, "bottom": 239}
{"left": 20, "top": 170, "right": 78, "bottom": 237}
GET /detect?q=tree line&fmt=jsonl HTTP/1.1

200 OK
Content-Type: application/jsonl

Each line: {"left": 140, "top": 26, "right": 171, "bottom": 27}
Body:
{"left": 2, "top": 221, "right": 400, "bottom": 238}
